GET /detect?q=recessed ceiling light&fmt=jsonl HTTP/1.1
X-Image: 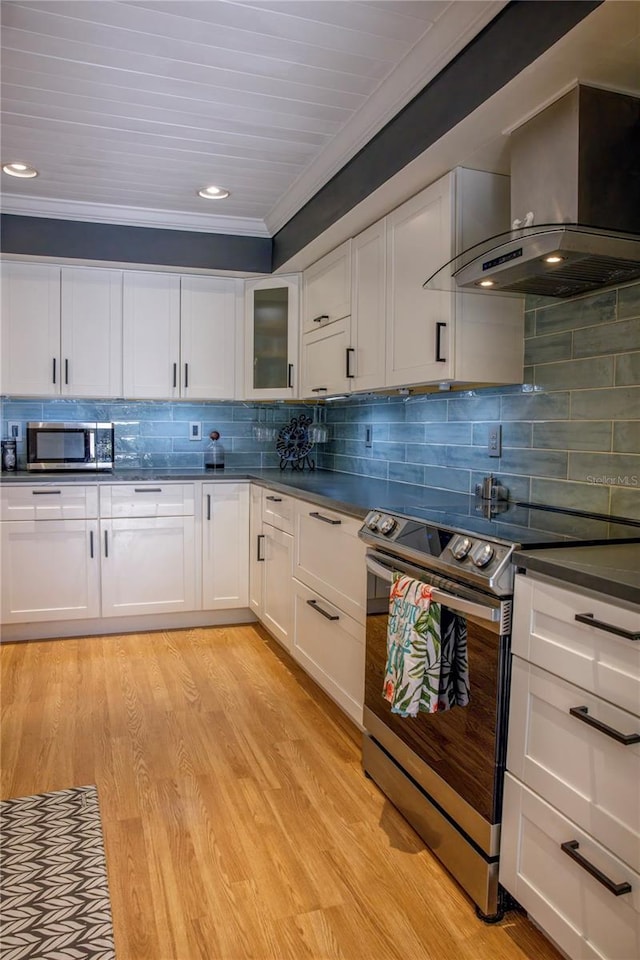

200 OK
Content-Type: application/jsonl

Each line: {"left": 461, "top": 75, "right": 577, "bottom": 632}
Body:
{"left": 544, "top": 255, "right": 564, "bottom": 264}
{"left": 2, "top": 161, "right": 38, "bottom": 179}
{"left": 198, "top": 185, "right": 230, "bottom": 200}
{"left": 478, "top": 279, "right": 495, "bottom": 287}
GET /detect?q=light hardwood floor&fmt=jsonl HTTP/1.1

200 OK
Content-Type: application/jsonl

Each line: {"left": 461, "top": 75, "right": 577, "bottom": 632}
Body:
{"left": 1, "top": 625, "right": 563, "bottom": 960}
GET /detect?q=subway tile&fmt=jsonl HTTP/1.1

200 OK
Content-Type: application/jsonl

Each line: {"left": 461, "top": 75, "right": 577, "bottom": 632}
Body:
{"left": 530, "top": 477, "right": 610, "bottom": 514}
{"left": 422, "top": 466, "right": 471, "bottom": 493}
{"left": 618, "top": 281, "right": 640, "bottom": 320}
{"left": 529, "top": 510, "right": 610, "bottom": 539}
{"left": 388, "top": 462, "right": 426, "bottom": 486}
{"left": 610, "top": 486, "right": 640, "bottom": 521}
{"left": 532, "top": 420, "right": 612, "bottom": 451}
{"left": 524, "top": 311, "right": 536, "bottom": 338}
{"left": 499, "top": 448, "right": 568, "bottom": 479}
{"left": 447, "top": 395, "right": 501, "bottom": 422}
{"left": 42, "top": 400, "right": 110, "bottom": 421}
{"left": 332, "top": 455, "right": 388, "bottom": 479}
{"left": 404, "top": 398, "right": 448, "bottom": 422}
{"left": 571, "top": 386, "right": 640, "bottom": 420}
{"left": 535, "top": 289, "right": 616, "bottom": 335}
{"left": 446, "top": 445, "right": 499, "bottom": 470}
{"left": 325, "top": 405, "right": 347, "bottom": 423}
{"left": 372, "top": 441, "right": 406, "bottom": 462}
{"left": 1, "top": 400, "right": 44, "bottom": 419}
{"left": 525, "top": 293, "right": 557, "bottom": 311}
{"left": 524, "top": 331, "right": 572, "bottom": 365}
{"left": 472, "top": 422, "right": 532, "bottom": 448}
{"left": 406, "top": 443, "right": 448, "bottom": 466}
{"left": 613, "top": 421, "right": 640, "bottom": 453}
{"left": 568, "top": 451, "right": 640, "bottom": 487}
{"left": 109, "top": 402, "right": 172, "bottom": 420}
{"left": 140, "top": 421, "right": 187, "bottom": 438}
{"left": 137, "top": 437, "right": 172, "bottom": 454}
{"left": 332, "top": 422, "right": 363, "bottom": 441}
{"left": 372, "top": 423, "right": 391, "bottom": 441}
{"left": 522, "top": 366, "right": 534, "bottom": 383}
{"left": 425, "top": 422, "right": 472, "bottom": 445}
{"left": 573, "top": 317, "right": 640, "bottom": 359}
{"left": 501, "top": 391, "right": 570, "bottom": 421}
{"left": 226, "top": 452, "right": 263, "bottom": 468}
{"left": 533, "top": 357, "right": 614, "bottom": 390}
{"left": 615, "top": 352, "right": 640, "bottom": 386}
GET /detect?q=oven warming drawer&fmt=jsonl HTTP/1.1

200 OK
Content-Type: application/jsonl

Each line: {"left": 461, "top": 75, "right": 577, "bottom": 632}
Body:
{"left": 363, "top": 733, "right": 500, "bottom": 917}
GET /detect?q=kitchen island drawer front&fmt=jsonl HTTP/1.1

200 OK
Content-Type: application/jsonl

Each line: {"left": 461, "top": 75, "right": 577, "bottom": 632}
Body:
{"left": 294, "top": 504, "right": 366, "bottom": 623}
{"left": 292, "top": 578, "right": 364, "bottom": 725}
{"left": 500, "top": 774, "right": 640, "bottom": 960}
{"left": 261, "top": 488, "right": 295, "bottom": 535}
{"left": 1, "top": 484, "right": 98, "bottom": 521}
{"left": 100, "top": 483, "right": 195, "bottom": 518}
{"left": 513, "top": 574, "right": 640, "bottom": 716}
{"left": 508, "top": 656, "right": 640, "bottom": 868}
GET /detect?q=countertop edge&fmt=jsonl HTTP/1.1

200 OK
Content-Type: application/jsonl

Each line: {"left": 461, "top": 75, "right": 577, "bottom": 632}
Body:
{"left": 514, "top": 549, "right": 640, "bottom": 607}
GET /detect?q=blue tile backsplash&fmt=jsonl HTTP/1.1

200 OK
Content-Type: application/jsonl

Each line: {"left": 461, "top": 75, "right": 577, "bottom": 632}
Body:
{"left": 2, "top": 280, "right": 639, "bottom": 519}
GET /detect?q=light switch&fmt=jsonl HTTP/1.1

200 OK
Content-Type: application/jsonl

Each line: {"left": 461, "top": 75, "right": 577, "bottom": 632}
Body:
{"left": 189, "top": 422, "right": 201, "bottom": 441}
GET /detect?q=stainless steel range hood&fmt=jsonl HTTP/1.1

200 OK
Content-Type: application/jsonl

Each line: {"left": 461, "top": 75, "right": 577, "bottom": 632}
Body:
{"left": 429, "top": 85, "right": 640, "bottom": 298}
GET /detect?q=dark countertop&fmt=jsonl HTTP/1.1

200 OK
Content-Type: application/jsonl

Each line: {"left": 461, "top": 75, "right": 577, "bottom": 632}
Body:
{"left": 514, "top": 543, "right": 640, "bottom": 607}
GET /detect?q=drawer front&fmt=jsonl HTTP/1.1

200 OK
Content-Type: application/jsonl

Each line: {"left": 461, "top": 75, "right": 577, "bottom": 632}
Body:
{"left": 292, "top": 578, "right": 364, "bottom": 725}
{"left": 295, "top": 504, "right": 366, "bottom": 623}
{"left": 100, "top": 483, "right": 195, "bottom": 517}
{"left": 513, "top": 574, "right": 640, "bottom": 716}
{"left": 262, "top": 488, "right": 295, "bottom": 535}
{"left": 500, "top": 774, "right": 640, "bottom": 960}
{"left": 0, "top": 484, "right": 98, "bottom": 520}
{"left": 508, "top": 656, "right": 640, "bottom": 868}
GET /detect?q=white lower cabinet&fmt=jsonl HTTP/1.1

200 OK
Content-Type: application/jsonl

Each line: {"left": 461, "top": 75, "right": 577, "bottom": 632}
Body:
{"left": 249, "top": 484, "right": 264, "bottom": 616}
{"left": 1, "top": 519, "right": 100, "bottom": 623}
{"left": 292, "top": 578, "right": 364, "bottom": 724}
{"left": 262, "top": 523, "right": 295, "bottom": 652}
{"left": 202, "top": 482, "right": 249, "bottom": 609}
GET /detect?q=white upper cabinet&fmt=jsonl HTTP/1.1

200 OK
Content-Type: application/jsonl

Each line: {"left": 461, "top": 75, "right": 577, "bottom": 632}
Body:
{"left": 244, "top": 275, "right": 299, "bottom": 400}
{"left": 1, "top": 262, "right": 123, "bottom": 398}
{"left": 302, "top": 240, "right": 351, "bottom": 333}
{"left": 123, "top": 272, "right": 239, "bottom": 400}
{"left": 350, "top": 219, "right": 387, "bottom": 392}
{"left": 300, "top": 316, "right": 352, "bottom": 400}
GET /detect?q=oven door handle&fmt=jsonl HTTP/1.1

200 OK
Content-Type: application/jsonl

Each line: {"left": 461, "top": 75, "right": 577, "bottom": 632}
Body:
{"left": 366, "top": 556, "right": 501, "bottom": 624}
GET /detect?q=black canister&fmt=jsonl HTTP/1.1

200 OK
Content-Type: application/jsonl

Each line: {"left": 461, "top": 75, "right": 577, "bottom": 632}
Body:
{"left": 1, "top": 439, "right": 17, "bottom": 472}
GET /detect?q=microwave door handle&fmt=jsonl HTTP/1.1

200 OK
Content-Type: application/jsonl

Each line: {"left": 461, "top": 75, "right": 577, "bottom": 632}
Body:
{"left": 365, "top": 556, "right": 500, "bottom": 624}
{"left": 88, "top": 432, "right": 96, "bottom": 461}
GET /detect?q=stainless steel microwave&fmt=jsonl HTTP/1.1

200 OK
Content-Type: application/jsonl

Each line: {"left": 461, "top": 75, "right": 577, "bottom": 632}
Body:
{"left": 26, "top": 422, "right": 114, "bottom": 471}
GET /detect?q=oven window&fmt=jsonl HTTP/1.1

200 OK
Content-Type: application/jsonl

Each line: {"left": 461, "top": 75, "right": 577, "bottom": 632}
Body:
{"left": 35, "top": 430, "right": 87, "bottom": 462}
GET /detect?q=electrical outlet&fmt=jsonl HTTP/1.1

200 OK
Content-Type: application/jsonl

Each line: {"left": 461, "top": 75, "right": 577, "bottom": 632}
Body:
{"left": 488, "top": 424, "right": 502, "bottom": 458}
{"left": 8, "top": 422, "right": 22, "bottom": 442}
{"left": 365, "top": 424, "right": 373, "bottom": 448}
{"left": 189, "top": 422, "right": 201, "bottom": 441}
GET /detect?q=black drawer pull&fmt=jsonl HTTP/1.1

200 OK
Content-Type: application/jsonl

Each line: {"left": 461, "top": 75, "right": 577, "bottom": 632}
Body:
{"left": 435, "top": 321, "right": 447, "bottom": 362}
{"left": 575, "top": 612, "right": 639, "bottom": 641}
{"left": 309, "top": 511, "right": 341, "bottom": 525}
{"left": 257, "top": 534, "right": 265, "bottom": 561}
{"left": 306, "top": 599, "right": 339, "bottom": 622}
{"left": 32, "top": 490, "right": 62, "bottom": 495}
{"left": 569, "top": 705, "right": 640, "bottom": 745}
{"left": 311, "top": 387, "right": 327, "bottom": 393}
{"left": 134, "top": 487, "right": 162, "bottom": 493}
{"left": 265, "top": 496, "right": 282, "bottom": 502}
{"left": 561, "top": 841, "right": 631, "bottom": 897}
{"left": 313, "top": 314, "right": 329, "bottom": 323}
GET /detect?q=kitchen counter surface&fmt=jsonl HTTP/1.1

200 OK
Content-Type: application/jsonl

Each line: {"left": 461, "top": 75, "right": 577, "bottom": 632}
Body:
{"left": 514, "top": 543, "right": 640, "bottom": 607}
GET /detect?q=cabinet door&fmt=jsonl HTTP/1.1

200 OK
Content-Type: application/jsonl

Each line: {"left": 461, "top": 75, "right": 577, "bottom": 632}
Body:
{"left": 351, "top": 220, "right": 386, "bottom": 391}
{"left": 386, "top": 176, "right": 454, "bottom": 386}
{"left": 249, "top": 484, "right": 264, "bottom": 616}
{"left": 61, "top": 267, "right": 123, "bottom": 397}
{"left": 1, "top": 261, "right": 60, "bottom": 396}
{"left": 1, "top": 519, "right": 100, "bottom": 623}
{"left": 302, "top": 241, "right": 351, "bottom": 332}
{"left": 123, "top": 272, "right": 181, "bottom": 399}
{"left": 300, "top": 316, "right": 352, "bottom": 399}
{"left": 262, "top": 525, "right": 294, "bottom": 651}
{"left": 202, "top": 483, "right": 249, "bottom": 609}
{"left": 101, "top": 516, "right": 196, "bottom": 616}
{"left": 181, "top": 276, "right": 238, "bottom": 399}
{"left": 244, "top": 276, "right": 299, "bottom": 400}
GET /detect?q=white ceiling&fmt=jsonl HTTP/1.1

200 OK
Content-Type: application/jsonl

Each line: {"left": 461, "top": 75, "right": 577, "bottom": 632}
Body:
{"left": 0, "top": 0, "right": 506, "bottom": 235}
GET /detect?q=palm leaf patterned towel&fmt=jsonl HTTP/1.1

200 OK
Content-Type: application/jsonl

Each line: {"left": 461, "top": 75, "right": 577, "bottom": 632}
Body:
{"left": 383, "top": 574, "right": 470, "bottom": 717}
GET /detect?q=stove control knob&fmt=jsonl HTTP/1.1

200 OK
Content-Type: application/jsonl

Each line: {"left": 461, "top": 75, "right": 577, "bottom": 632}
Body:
{"left": 451, "top": 535, "right": 472, "bottom": 560}
{"left": 366, "top": 512, "right": 382, "bottom": 531}
{"left": 471, "top": 542, "right": 495, "bottom": 568}
{"left": 378, "top": 515, "right": 398, "bottom": 536}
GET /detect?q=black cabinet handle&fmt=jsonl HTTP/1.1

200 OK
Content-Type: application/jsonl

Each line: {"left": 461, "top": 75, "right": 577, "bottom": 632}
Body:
{"left": 306, "top": 599, "right": 339, "bottom": 621}
{"left": 561, "top": 841, "right": 631, "bottom": 897}
{"left": 265, "top": 496, "right": 282, "bottom": 502}
{"left": 313, "top": 314, "right": 329, "bottom": 323}
{"left": 435, "top": 322, "right": 447, "bottom": 362}
{"left": 173, "top": 363, "right": 177, "bottom": 389}
{"left": 89, "top": 530, "right": 94, "bottom": 559}
{"left": 575, "top": 612, "right": 639, "bottom": 641}
{"left": 346, "top": 347, "right": 355, "bottom": 378}
{"left": 569, "top": 705, "right": 640, "bottom": 745}
{"left": 309, "top": 511, "right": 341, "bottom": 525}
{"left": 104, "top": 530, "right": 109, "bottom": 558}
{"left": 206, "top": 493, "right": 211, "bottom": 521}
{"left": 257, "top": 534, "right": 265, "bottom": 561}
{"left": 52, "top": 357, "right": 57, "bottom": 384}
{"left": 32, "top": 489, "right": 62, "bottom": 495}
{"left": 288, "top": 363, "right": 294, "bottom": 389}
{"left": 64, "top": 358, "right": 69, "bottom": 385}
{"left": 134, "top": 487, "right": 162, "bottom": 493}
{"left": 184, "top": 362, "right": 189, "bottom": 388}
{"left": 311, "top": 387, "right": 327, "bottom": 393}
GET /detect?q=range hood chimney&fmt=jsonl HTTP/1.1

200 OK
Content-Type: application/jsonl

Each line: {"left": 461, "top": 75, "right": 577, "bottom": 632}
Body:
{"left": 447, "top": 85, "right": 640, "bottom": 298}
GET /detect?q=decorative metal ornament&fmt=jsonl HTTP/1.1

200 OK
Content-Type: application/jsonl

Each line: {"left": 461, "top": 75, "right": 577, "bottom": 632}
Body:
{"left": 276, "top": 414, "right": 315, "bottom": 471}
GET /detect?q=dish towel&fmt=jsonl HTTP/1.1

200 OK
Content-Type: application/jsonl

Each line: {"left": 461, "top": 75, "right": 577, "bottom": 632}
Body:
{"left": 383, "top": 574, "right": 470, "bottom": 717}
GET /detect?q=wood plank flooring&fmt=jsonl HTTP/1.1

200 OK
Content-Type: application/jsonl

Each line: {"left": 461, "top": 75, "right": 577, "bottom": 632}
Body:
{"left": 1, "top": 624, "right": 563, "bottom": 960}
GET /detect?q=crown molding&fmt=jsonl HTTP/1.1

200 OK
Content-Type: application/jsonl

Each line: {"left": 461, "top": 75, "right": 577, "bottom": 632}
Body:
{"left": 0, "top": 194, "right": 271, "bottom": 237}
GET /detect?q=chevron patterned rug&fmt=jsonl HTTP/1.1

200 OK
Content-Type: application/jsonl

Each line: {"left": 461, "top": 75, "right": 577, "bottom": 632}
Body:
{"left": 0, "top": 784, "right": 116, "bottom": 959}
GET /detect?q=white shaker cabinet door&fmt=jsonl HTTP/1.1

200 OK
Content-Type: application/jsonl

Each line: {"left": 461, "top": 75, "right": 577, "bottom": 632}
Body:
{"left": 123, "top": 272, "right": 181, "bottom": 399}
{"left": 202, "top": 482, "right": 249, "bottom": 609}
{"left": 249, "top": 484, "right": 264, "bottom": 617}
{"left": 180, "top": 276, "right": 239, "bottom": 399}
{"left": 351, "top": 219, "right": 386, "bottom": 392}
{"left": 1, "top": 261, "right": 61, "bottom": 396}
{"left": 262, "top": 525, "right": 294, "bottom": 652}
{"left": 61, "top": 267, "right": 123, "bottom": 397}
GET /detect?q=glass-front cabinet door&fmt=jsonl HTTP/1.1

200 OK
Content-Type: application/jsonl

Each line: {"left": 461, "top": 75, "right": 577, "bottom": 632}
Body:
{"left": 245, "top": 275, "right": 299, "bottom": 399}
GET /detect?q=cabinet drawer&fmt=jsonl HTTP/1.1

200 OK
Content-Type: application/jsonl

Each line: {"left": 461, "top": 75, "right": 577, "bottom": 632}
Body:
{"left": 292, "top": 578, "right": 364, "bottom": 724}
{"left": 508, "top": 656, "right": 640, "bottom": 868}
{"left": 294, "top": 504, "right": 366, "bottom": 623}
{"left": 500, "top": 774, "right": 640, "bottom": 960}
{"left": 513, "top": 574, "right": 640, "bottom": 716}
{"left": 100, "top": 483, "right": 195, "bottom": 517}
{"left": 262, "top": 488, "right": 295, "bottom": 535}
{"left": 0, "top": 484, "right": 98, "bottom": 520}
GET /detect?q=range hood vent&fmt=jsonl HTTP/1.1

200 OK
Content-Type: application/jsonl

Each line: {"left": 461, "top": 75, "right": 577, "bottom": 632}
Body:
{"left": 427, "top": 85, "right": 640, "bottom": 299}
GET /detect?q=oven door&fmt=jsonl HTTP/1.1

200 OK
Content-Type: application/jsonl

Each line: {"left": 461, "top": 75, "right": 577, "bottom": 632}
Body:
{"left": 27, "top": 422, "right": 96, "bottom": 471}
{"left": 364, "top": 549, "right": 511, "bottom": 832}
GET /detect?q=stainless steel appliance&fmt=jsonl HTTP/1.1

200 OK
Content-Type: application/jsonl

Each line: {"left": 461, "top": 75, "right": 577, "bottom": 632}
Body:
{"left": 358, "top": 493, "right": 640, "bottom": 920}
{"left": 26, "top": 421, "right": 114, "bottom": 471}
